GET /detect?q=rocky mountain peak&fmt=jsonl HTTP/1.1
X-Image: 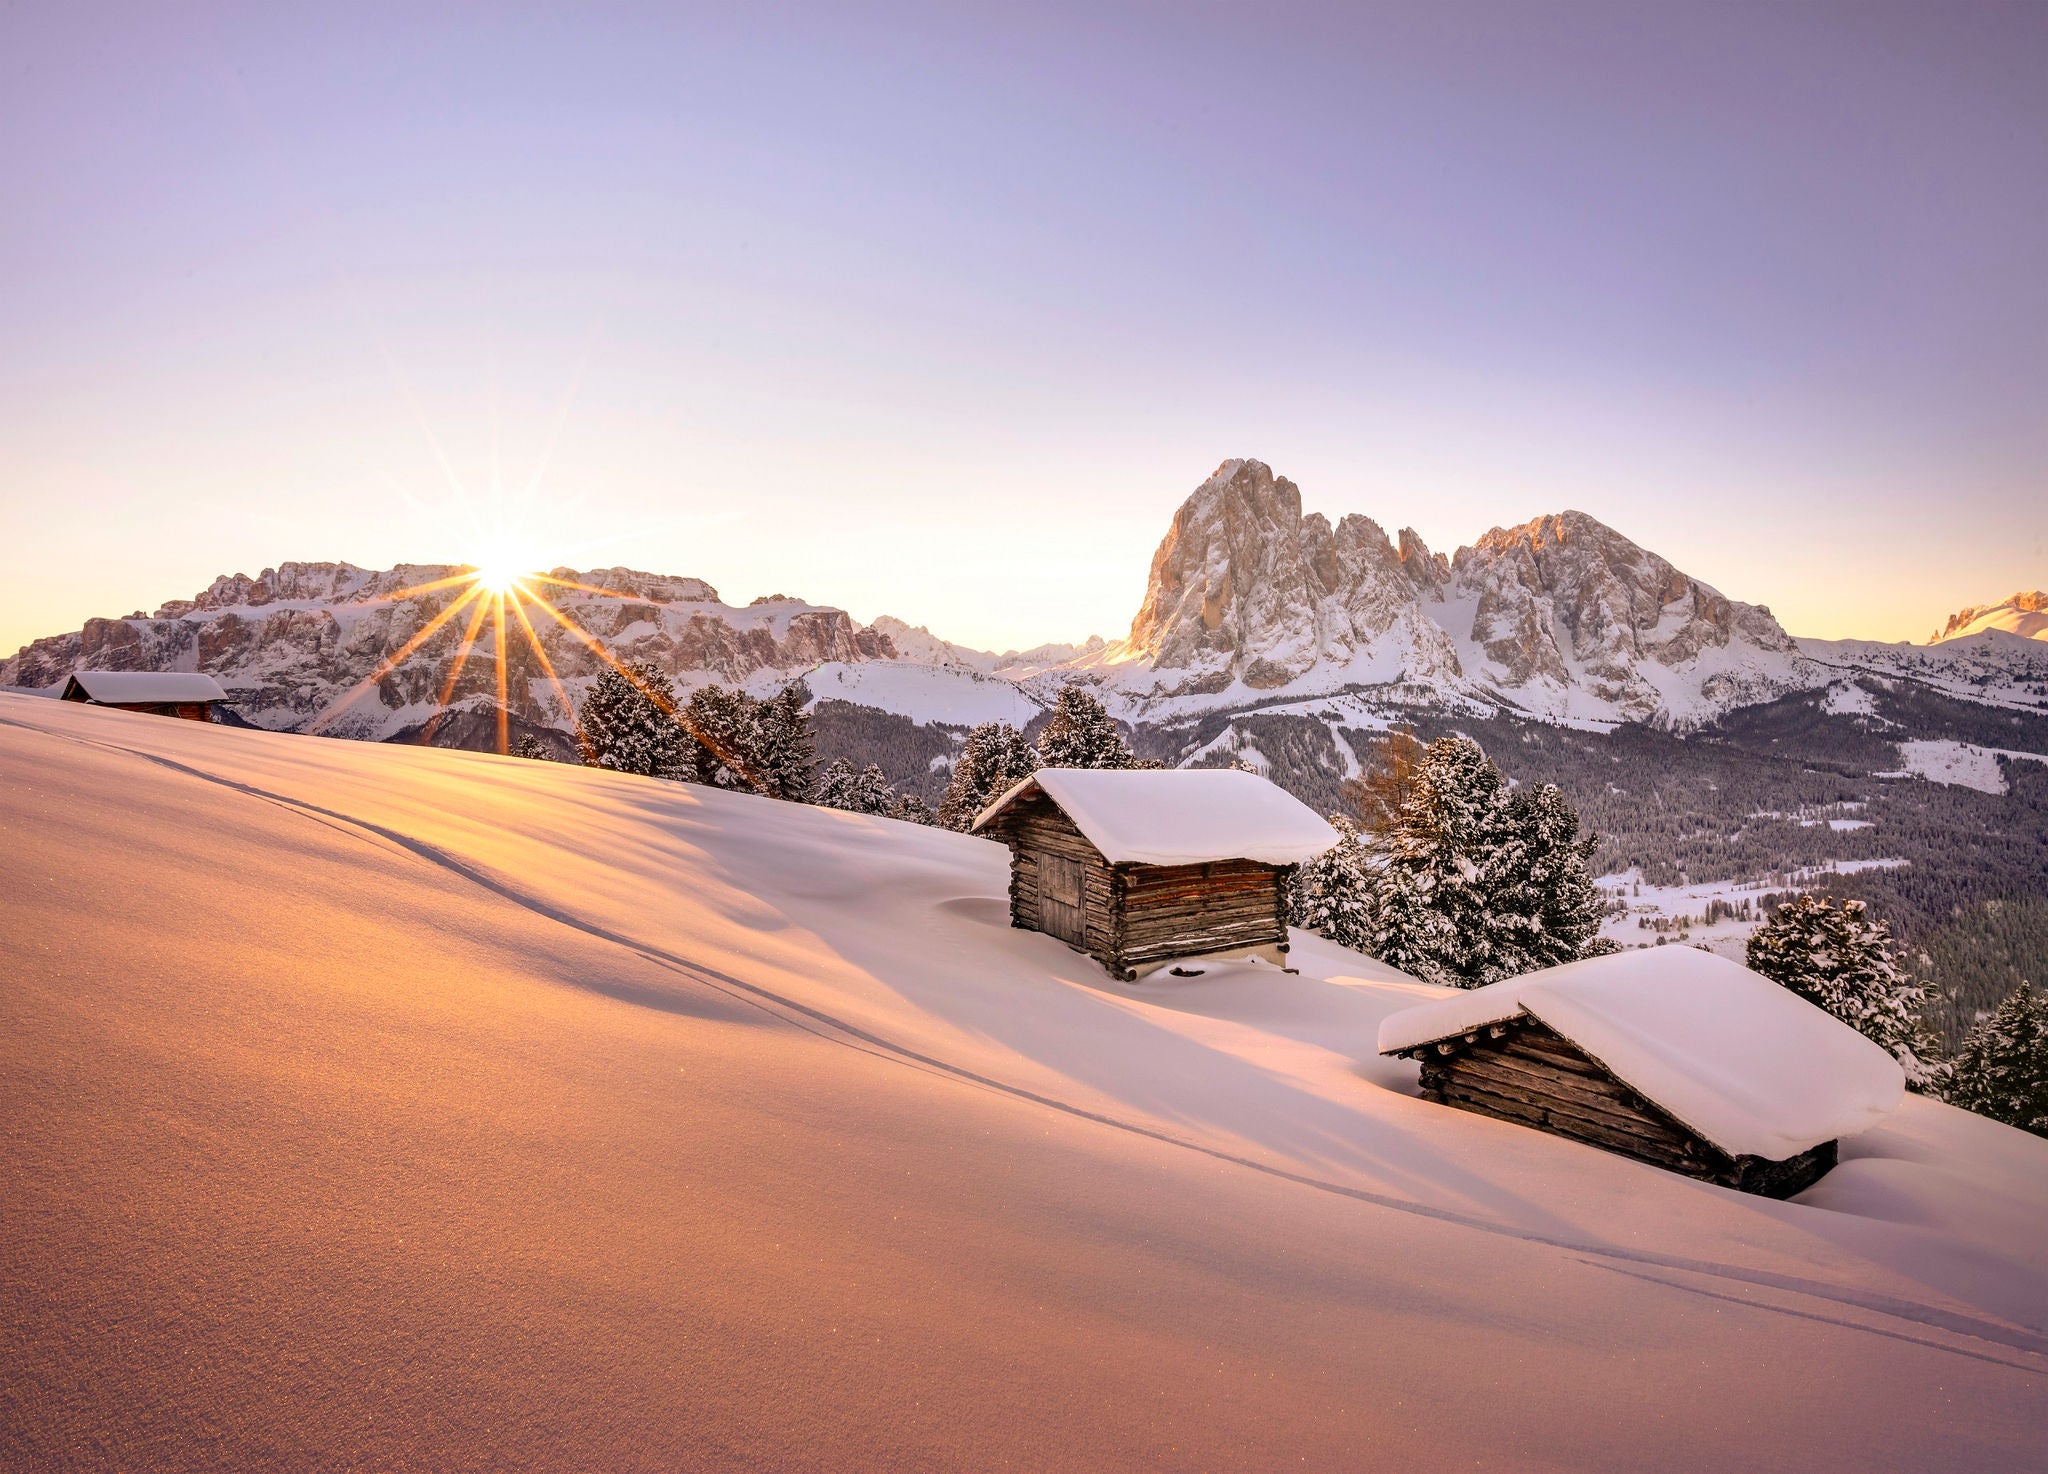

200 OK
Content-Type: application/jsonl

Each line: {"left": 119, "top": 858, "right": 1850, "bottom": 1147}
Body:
{"left": 1933, "top": 591, "right": 2048, "bottom": 643}
{"left": 1448, "top": 509, "right": 1797, "bottom": 714}
{"left": 1119, "top": 458, "right": 1463, "bottom": 694}
{"left": 1112, "top": 464, "right": 1809, "bottom": 722}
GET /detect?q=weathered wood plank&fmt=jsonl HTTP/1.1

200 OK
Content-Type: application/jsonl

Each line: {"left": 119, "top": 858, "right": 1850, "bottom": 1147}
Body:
{"left": 1431, "top": 1065, "right": 1694, "bottom": 1148}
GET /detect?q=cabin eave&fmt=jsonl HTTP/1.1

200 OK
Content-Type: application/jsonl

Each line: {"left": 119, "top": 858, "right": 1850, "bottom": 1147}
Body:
{"left": 1394, "top": 1016, "right": 1837, "bottom": 1198}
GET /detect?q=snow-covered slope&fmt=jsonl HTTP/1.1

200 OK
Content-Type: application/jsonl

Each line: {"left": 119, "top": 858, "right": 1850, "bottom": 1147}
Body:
{"left": 1934, "top": 591, "right": 2048, "bottom": 644}
{"left": 2, "top": 693, "right": 2044, "bottom": 1468}
{"left": 866, "top": 615, "right": 1104, "bottom": 676}
{"left": 1799, "top": 630, "right": 2048, "bottom": 715}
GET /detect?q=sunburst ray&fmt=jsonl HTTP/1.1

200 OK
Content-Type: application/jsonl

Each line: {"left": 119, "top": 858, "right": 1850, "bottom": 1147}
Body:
{"left": 492, "top": 591, "right": 510, "bottom": 756}
{"left": 503, "top": 582, "right": 578, "bottom": 728}
{"left": 520, "top": 593, "right": 769, "bottom": 790}
{"left": 308, "top": 581, "right": 486, "bottom": 734}
{"left": 420, "top": 588, "right": 494, "bottom": 745}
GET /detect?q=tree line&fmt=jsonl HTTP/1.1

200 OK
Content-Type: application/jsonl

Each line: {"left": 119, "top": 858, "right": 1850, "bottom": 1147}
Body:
{"left": 530, "top": 663, "right": 1159, "bottom": 827}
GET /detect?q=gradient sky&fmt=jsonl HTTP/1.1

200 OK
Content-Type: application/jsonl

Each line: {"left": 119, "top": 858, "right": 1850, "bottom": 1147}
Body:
{"left": 2, "top": 1, "right": 2042, "bottom": 657}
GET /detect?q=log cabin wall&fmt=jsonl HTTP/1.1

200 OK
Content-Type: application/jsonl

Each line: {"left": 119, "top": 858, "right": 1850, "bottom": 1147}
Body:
{"left": 985, "top": 790, "right": 1293, "bottom": 979}
{"left": 986, "top": 792, "right": 1122, "bottom": 969}
{"left": 1116, "top": 859, "right": 1287, "bottom": 973}
{"left": 1402, "top": 1017, "right": 1835, "bottom": 1198}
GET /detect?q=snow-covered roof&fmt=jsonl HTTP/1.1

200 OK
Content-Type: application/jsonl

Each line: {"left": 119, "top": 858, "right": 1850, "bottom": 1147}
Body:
{"left": 62, "top": 671, "right": 229, "bottom": 704}
{"left": 972, "top": 767, "right": 1337, "bottom": 867}
{"left": 1377, "top": 947, "right": 1904, "bottom": 1161}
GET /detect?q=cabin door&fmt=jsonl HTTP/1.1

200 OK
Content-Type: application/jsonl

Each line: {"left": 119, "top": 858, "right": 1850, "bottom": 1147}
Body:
{"left": 1039, "top": 855, "right": 1087, "bottom": 947}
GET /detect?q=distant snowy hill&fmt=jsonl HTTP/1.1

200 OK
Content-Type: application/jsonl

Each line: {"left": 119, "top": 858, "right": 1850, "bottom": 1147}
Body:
{"left": 1933, "top": 591, "right": 2048, "bottom": 644}
{"left": 865, "top": 615, "right": 1104, "bottom": 676}
{"left": 4, "top": 692, "right": 2044, "bottom": 1469}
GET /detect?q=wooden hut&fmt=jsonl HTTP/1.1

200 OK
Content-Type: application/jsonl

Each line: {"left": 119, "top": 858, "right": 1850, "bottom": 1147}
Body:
{"left": 972, "top": 767, "right": 1337, "bottom": 980}
{"left": 1377, "top": 947, "right": 1904, "bottom": 1197}
{"left": 59, "top": 670, "right": 228, "bottom": 723}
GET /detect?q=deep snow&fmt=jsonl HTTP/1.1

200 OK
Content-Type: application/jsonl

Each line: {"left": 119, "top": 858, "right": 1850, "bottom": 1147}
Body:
{"left": 1, "top": 693, "right": 2044, "bottom": 1471}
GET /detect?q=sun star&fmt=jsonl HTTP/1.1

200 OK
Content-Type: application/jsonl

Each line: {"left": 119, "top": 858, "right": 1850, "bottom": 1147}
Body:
{"left": 305, "top": 561, "right": 735, "bottom": 768}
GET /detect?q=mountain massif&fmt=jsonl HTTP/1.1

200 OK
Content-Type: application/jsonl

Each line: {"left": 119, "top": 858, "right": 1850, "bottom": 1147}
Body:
{"left": 1076, "top": 458, "right": 1814, "bottom": 724}
{"left": 5, "top": 457, "right": 2044, "bottom": 747}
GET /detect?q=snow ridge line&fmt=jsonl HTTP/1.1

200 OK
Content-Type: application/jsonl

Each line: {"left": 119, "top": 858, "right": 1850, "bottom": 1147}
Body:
{"left": 11, "top": 715, "right": 2048, "bottom": 1371}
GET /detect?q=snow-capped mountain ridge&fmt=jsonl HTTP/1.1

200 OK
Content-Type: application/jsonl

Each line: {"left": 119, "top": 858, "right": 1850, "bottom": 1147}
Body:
{"left": 6, "top": 464, "right": 2043, "bottom": 744}
{"left": 1933, "top": 591, "right": 2048, "bottom": 644}
{"left": 1072, "top": 459, "right": 1816, "bottom": 726}
{"left": 0, "top": 560, "right": 899, "bottom": 739}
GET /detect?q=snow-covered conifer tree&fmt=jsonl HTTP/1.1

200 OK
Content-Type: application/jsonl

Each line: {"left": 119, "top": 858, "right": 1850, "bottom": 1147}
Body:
{"left": 1369, "top": 736, "right": 1523, "bottom": 987}
{"left": 576, "top": 659, "right": 691, "bottom": 780}
{"left": 681, "top": 683, "right": 761, "bottom": 789}
{"left": 890, "top": 792, "right": 936, "bottom": 826}
{"left": 512, "top": 733, "right": 554, "bottom": 762}
{"left": 1746, "top": 894, "right": 1938, "bottom": 1085}
{"left": 1942, "top": 982, "right": 2048, "bottom": 1137}
{"left": 751, "top": 682, "right": 817, "bottom": 801}
{"left": 938, "top": 722, "right": 1040, "bottom": 830}
{"left": 1037, "top": 684, "right": 1137, "bottom": 770}
{"left": 815, "top": 758, "right": 897, "bottom": 815}
{"left": 1497, "top": 782, "right": 1613, "bottom": 969}
{"left": 813, "top": 758, "right": 855, "bottom": 810}
{"left": 1289, "top": 815, "right": 1376, "bottom": 952}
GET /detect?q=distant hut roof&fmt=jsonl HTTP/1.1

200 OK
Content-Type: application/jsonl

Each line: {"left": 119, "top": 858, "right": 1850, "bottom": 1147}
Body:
{"left": 1377, "top": 948, "right": 1904, "bottom": 1161}
{"left": 973, "top": 767, "right": 1337, "bottom": 867}
{"left": 61, "top": 671, "right": 229, "bottom": 705}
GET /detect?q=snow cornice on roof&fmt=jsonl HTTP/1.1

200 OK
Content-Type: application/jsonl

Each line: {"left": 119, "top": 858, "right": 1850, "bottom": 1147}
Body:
{"left": 973, "top": 767, "right": 1337, "bottom": 867}
{"left": 1378, "top": 948, "right": 1904, "bottom": 1160}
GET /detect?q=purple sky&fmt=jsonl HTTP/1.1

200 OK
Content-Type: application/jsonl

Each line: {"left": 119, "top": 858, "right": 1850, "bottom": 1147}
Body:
{"left": 2, "top": 1, "right": 2042, "bottom": 654}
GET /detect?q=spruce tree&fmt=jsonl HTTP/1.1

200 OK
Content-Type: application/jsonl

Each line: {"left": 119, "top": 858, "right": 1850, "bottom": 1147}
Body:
{"left": 751, "top": 682, "right": 817, "bottom": 801}
{"left": 1369, "top": 736, "right": 1523, "bottom": 987}
{"left": 576, "top": 659, "right": 691, "bottom": 780}
{"left": 681, "top": 683, "right": 760, "bottom": 789}
{"left": 1498, "top": 783, "right": 1613, "bottom": 969}
{"left": 813, "top": 758, "right": 856, "bottom": 810}
{"left": 1746, "top": 894, "right": 1938, "bottom": 1085}
{"left": 890, "top": 792, "right": 937, "bottom": 826}
{"left": 1037, "top": 684, "right": 1137, "bottom": 769}
{"left": 815, "top": 759, "right": 897, "bottom": 816}
{"left": 1289, "top": 815, "right": 1376, "bottom": 952}
{"left": 512, "top": 733, "right": 554, "bottom": 762}
{"left": 938, "top": 721, "right": 1040, "bottom": 830}
{"left": 1943, "top": 982, "right": 2048, "bottom": 1138}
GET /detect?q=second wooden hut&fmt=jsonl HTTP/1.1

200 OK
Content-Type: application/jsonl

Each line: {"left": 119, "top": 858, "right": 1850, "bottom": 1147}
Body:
{"left": 1377, "top": 947, "right": 1905, "bottom": 1196}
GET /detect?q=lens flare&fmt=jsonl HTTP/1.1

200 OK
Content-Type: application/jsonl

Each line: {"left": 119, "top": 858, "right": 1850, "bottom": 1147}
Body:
{"left": 305, "top": 559, "right": 756, "bottom": 783}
